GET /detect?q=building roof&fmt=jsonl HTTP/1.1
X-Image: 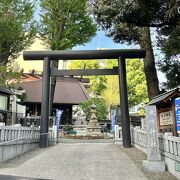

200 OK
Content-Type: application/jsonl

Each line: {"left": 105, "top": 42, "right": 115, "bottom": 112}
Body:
{"left": 148, "top": 87, "right": 180, "bottom": 105}
{"left": 20, "top": 79, "right": 90, "bottom": 105}
{"left": 0, "top": 87, "right": 12, "bottom": 95}
{"left": 20, "top": 72, "right": 90, "bottom": 83}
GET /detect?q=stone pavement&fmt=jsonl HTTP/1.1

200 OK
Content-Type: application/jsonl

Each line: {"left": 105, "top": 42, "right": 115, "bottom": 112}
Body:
{"left": 0, "top": 143, "right": 177, "bottom": 180}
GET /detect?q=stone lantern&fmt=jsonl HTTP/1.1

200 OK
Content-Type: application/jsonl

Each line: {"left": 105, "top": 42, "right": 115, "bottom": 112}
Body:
{"left": 87, "top": 104, "right": 101, "bottom": 135}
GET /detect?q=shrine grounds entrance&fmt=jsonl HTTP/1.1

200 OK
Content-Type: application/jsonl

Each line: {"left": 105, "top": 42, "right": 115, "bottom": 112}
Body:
{"left": 23, "top": 49, "right": 146, "bottom": 148}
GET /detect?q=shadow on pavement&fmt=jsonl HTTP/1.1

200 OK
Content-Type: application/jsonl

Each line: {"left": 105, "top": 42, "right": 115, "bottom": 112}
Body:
{"left": 0, "top": 146, "right": 53, "bottom": 169}
{"left": 0, "top": 174, "right": 52, "bottom": 180}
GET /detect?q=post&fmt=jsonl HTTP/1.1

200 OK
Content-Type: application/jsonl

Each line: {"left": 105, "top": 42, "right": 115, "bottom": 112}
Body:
{"left": 118, "top": 57, "right": 131, "bottom": 148}
{"left": 40, "top": 57, "right": 50, "bottom": 148}
{"left": 143, "top": 105, "right": 165, "bottom": 172}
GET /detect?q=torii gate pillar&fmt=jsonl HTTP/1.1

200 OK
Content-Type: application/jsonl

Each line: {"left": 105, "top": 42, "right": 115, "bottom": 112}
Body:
{"left": 40, "top": 57, "right": 50, "bottom": 148}
{"left": 118, "top": 57, "right": 131, "bottom": 148}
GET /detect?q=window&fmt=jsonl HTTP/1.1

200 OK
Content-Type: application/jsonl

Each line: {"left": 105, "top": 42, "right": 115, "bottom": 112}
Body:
{"left": 0, "top": 95, "right": 8, "bottom": 110}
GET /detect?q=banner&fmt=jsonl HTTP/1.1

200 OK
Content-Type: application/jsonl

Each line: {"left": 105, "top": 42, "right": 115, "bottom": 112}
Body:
{"left": 56, "top": 109, "right": 63, "bottom": 130}
{"left": 111, "top": 109, "right": 116, "bottom": 133}
{"left": 175, "top": 97, "right": 180, "bottom": 133}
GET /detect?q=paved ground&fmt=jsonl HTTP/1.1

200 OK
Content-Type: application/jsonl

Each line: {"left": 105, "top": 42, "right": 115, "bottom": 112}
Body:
{"left": 0, "top": 143, "right": 177, "bottom": 180}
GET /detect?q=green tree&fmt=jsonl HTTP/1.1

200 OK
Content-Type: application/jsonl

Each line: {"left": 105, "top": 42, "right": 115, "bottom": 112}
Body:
{"left": 102, "top": 60, "right": 119, "bottom": 106}
{"left": 69, "top": 60, "right": 107, "bottom": 96}
{"left": 92, "top": 0, "right": 179, "bottom": 100}
{"left": 70, "top": 58, "right": 148, "bottom": 110}
{"left": 103, "top": 59, "right": 148, "bottom": 108}
{"left": 80, "top": 97, "right": 108, "bottom": 121}
{"left": 126, "top": 59, "right": 148, "bottom": 108}
{"left": 0, "top": 63, "right": 20, "bottom": 88}
{"left": 39, "top": 0, "right": 97, "bottom": 113}
{"left": 16, "top": 86, "right": 27, "bottom": 103}
{"left": 0, "top": 0, "right": 36, "bottom": 65}
{"left": 103, "top": 75, "right": 119, "bottom": 106}
{"left": 158, "top": 22, "right": 180, "bottom": 89}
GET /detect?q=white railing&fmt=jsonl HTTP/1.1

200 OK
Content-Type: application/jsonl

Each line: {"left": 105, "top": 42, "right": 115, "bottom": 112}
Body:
{"left": 0, "top": 126, "right": 57, "bottom": 163}
{"left": 48, "top": 127, "right": 56, "bottom": 141}
{"left": 132, "top": 128, "right": 180, "bottom": 161}
{"left": 0, "top": 126, "right": 59, "bottom": 144}
{"left": 131, "top": 127, "right": 147, "bottom": 148}
{"left": 0, "top": 127, "right": 40, "bottom": 163}
{"left": 158, "top": 133, "right": 180, "bottom": 162}
{"left": 0, "top": 126, "right": 40, "bottom": 142}
{"left": 117, "top": 126, "right": 180, "bottom": 162}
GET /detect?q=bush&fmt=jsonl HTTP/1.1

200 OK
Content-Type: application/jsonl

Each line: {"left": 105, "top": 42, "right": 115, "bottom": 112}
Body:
{"left": 63, "top": 125, "right": 73, "bottom": 133}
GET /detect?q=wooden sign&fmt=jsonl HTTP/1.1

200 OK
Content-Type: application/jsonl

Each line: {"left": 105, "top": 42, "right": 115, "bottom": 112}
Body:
{"left": 160, "top": 111, "right": 173, "bottom": 126}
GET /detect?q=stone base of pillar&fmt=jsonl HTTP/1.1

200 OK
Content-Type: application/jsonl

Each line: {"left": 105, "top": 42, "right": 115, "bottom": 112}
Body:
{"left": 143, "top": 160, "right": 165, "bottom": 172}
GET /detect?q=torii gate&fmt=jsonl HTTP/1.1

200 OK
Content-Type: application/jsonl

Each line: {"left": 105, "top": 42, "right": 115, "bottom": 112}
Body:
{"left": 23, "top": 49, "right": 146, "bottom": 148}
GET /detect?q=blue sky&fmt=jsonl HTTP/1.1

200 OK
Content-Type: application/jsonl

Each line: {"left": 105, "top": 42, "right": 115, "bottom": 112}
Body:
{"left": 73, "top": 30, "right": 130, "bottom": 50}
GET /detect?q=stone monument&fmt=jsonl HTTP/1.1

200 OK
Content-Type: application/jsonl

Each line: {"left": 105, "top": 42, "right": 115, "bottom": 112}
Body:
{"left": 73, "top": 107, "right": 87, "bottom": 136}
{"left": 87, "top": 104, "right": 101, "bottom": 135}
{"left": 74, "top": 110, "right": 87, "bottom": 126}
{"left": 143, "top": 105, "right": 165, "bottom": 172}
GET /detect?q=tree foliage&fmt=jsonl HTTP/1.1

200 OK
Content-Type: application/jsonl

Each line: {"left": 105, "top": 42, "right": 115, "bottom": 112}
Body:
{"left": 16, "top": 86, "right": 27, "bottom": 103}
{"left": 69, "top": 60, "right": 107, "bottom": 96}
{"left": 126, "top": 59, "right": 148, "bottom": 107}
{"left": 0, "top": 64, "right": 20, "bottom": 88}
{"left": 158, "top": 58, "right": 180, "bottom": 89}
{"left": 80, "top": 97, "right": 108, "bottom": 121}
{"left": 39, "top": 0, "right": 97, "bottom": 114}
{"left": 0, "top": 0, "right": 36, "bottom": 65}
{"left": 92, "top": 0, "right": 179, "bottom": 28}
{"left": 92, "top": 0, "right": 180, "bottom": 99}
{"left": 103, "top": 75, "right": 119, "bottom": 106}
{"left": 157, "top": 22, "right": 180, "bottom": 89}
{"left": 70, "top": 58, "right": 148, "bottom": 109}
{"left": 39, "top": 0, "right": 97, "bottom": 50}
{"left": 103, "top": 59, "right": 148, "bottom": 108}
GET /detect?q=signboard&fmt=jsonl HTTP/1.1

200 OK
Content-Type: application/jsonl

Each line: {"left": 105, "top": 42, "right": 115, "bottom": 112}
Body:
{"left": 115, "top": 125, "right": 120, "bottom": 138}
{"left": 160, "top": 111, "right": 174, "bottom": 126}
{"left": 175, "top": 97, "right": 180, "bottom": 133}
{"left": 111, "top": 110, "right": 116, "bottom": 133}
{"left": 141, "top": 118, "right": 146, "bottom": 130}
{"left": 56, "top": 109, "right": 63, "bottom": 130}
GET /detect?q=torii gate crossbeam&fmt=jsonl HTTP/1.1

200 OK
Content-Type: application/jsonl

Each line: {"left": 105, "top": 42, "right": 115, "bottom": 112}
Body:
{"left": 23, "top": 49, "right": 146, "bottom": 148}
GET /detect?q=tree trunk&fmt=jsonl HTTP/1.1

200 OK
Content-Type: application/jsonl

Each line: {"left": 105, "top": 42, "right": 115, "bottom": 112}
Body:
{"left": 49, "top": 60, "right": 59, "bottom": 115}
{"left": 140, "top": 27, "right": 160, "bottom": 100}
